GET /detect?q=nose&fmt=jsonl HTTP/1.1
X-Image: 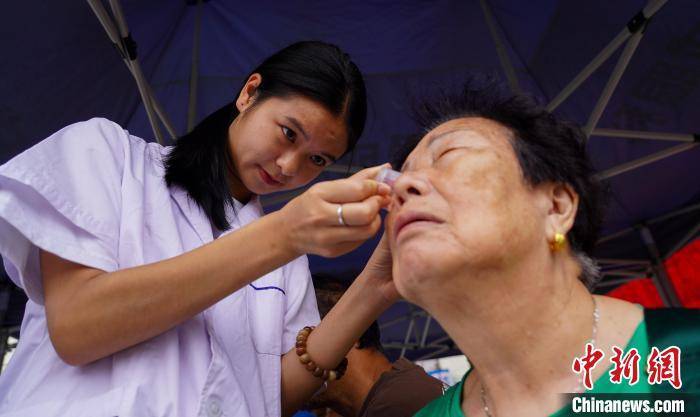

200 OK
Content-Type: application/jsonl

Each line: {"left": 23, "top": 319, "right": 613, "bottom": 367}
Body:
{"left": 392, "top": 171, "right": 432, "bottom": 206}
{"left": 276, "top": 150, "right": 301, "bottom": 178}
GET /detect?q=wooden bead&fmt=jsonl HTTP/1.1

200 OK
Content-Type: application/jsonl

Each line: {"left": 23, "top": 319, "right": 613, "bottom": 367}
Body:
{"left": 295, "top": 326, "right": 350, "bottom": 381}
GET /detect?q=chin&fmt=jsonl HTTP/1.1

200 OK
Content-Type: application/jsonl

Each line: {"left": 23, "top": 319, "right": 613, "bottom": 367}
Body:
{"left": 393, "top": 250, "right": 438, "bottom": 301}
{"left": 248, "top": 179, "right": 281, "bottom": 196}
{"left": 395, "top": 239, "right": 464, "bottom": 299}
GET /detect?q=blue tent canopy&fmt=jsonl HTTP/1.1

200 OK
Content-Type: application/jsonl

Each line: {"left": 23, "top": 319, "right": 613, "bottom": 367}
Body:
{"left": 1, "top": 0, "right": 698, "bottom": 361}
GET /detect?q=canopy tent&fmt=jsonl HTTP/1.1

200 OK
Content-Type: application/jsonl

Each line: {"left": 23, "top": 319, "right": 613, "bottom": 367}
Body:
{"left": 1, "top": 0, "right": 698, "bottom": 362}
{"left": 607, "top": 239, "right": 700, "bottom": 307}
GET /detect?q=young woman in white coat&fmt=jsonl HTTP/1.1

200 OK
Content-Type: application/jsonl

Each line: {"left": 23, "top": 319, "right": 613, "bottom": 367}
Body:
{"left": 0, "top": 41, "right": 399, "bottom": 417}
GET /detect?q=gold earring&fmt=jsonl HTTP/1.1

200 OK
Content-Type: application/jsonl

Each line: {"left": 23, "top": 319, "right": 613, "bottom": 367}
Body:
{"left": 550, "top": 233, "right": 566, "bottom": 252}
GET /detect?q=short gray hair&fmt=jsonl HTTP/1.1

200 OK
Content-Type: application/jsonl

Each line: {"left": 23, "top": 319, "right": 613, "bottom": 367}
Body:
{"left": 575, "top": 250, "right": 601, "bottom": 290}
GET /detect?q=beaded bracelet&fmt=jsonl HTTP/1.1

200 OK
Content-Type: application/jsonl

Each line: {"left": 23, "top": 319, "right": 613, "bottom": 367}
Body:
{"left": 295, "top": 326, "right": 348, "bottom": 382}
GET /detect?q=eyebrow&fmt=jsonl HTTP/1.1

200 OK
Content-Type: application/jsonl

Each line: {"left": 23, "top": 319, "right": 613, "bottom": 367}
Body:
{"left": 425, "top": 128, "right": 472, "bottom": 148}
{"left": 401, "top": 128, "right": 472, "bottom": 171}
{"left": 285, "top": 116, "right": 338, "bottom": 163}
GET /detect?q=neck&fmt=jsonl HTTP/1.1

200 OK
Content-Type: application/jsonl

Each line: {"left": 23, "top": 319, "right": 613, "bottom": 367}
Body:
{"left": 223, "top": 136, "right": 252, "bottom": 203}
{"left": 417, "top": 250, "right": 594, "bottom": 415}
{"left": 328, "top": 348, "right": 392, "bottom": 417}
{"left": 227, "top": 170, "right": 252, "bottom": 203}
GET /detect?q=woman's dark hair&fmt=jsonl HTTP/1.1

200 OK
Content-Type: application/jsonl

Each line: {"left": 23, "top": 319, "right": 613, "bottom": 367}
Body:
{"left": 165, "top": 41, "right": 367, "bottom": 230}
{"left": 394, "top": 78, "right": 607, "bottom": 286}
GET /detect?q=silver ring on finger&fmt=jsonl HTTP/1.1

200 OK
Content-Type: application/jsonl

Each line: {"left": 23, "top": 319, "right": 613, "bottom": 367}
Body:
{"left": 337, "top": 204, "right": 347, "bottom": 226}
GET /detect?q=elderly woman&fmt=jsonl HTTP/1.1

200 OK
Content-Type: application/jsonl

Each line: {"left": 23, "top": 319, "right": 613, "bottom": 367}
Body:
{"left": 378, "top": 81, "right": 699, "bottom": 417}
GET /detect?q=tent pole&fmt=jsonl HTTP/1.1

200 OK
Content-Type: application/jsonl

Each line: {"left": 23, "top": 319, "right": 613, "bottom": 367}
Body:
{"left": 596, "top": 276, "right": 647, "bottom": 289}
{"left": 638, "top": 226, "right": 682, "bottom": 307}
{"left": 417, "top": 346, "right": 450, "bottom": 361}
{"left": 601, "top": 264, "right": 649, "bottom": 273}
{"left": 379, "top": 315, "right": 409, "bottom": 331}
{"left": 187, "top": 0, "right": 204, "bottom": 132}
{"left": 583, "top": 31, "right": 644, "bottom": 139}
{"left": 602, "top": 270, "right": 649, "bottom": 278}
{"left": 647, "top": 203, "right": 700, "bottom": 226}
{"left": 399, "top": 309, "right": 416, "bottom": 358}
{"left": 546, "top": 0, "right": 668, "bottom": 112}
{"left": 591, "top": 129, "right": 698, "bottom": 143}
{"left": 419, "top": 315, "right": 432, "bottom": 348}
{"left": 127, "top": 61, "right": 166, "bottom": 144}
{"left": 86, "top": 0, "right": 121, "bottom": 45}
{"left": 594, "top": 142, "right": 698, "bottom": 180}
{"left": 597, "top": 258, "right": 650, "bottom": 266}
{"left": 145, "top": 83, "right": 178, "bottom": 140}
{"left": 87, "top": 0, "right": 177, "bottom": 143}
{"left": 664, "top": 221, "right": 700, "bottom": 259}
{"left": 546, "top": 29, "right": 629, "bottom": 112}
{"left": 415, "top": 336, "right": 453, "bottom": 361}
{"left": 597, "top": 203, "right": 700, "bottom": 245}
{"left": 107, "top": 0, "right": 173, "bottom": 143}
{"left": 478, "top": 0, "right": 520, "bottom": 93}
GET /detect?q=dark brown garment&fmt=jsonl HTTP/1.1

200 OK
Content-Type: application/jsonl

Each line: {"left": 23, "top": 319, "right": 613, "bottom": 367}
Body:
{"left": 358, "top": 358, "right": 445, "bottom": 417}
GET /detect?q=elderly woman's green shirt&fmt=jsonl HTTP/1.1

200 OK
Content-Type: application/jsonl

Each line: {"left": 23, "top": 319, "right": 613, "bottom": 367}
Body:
{"left": 414, "top": 308, "right": 700, "bottom": 417}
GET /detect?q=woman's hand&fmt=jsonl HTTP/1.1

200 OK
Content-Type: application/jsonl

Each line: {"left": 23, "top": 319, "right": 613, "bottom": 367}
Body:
{"left": 280, "top": 164, "right": 392, "bottom": 258}
{"left": 362, "top": 232, "right": 401, "bottom": 304}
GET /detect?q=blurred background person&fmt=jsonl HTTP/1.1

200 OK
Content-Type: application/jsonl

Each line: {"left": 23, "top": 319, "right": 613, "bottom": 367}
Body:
{"left": 305, "top": 275, "right": 444, "bottom": 417}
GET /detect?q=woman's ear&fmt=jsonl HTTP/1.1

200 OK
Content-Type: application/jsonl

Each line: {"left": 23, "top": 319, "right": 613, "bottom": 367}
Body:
{"left": 236, "top": 73, "right": 262, "bottom": 113}
{"left": 545, "top": 182, "right": 579, "bottom": 240}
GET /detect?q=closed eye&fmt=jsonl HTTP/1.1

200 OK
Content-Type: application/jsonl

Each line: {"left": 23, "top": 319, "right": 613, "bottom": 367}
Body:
{"left": 437, "top": 147, "right": 465, "bottom": 159}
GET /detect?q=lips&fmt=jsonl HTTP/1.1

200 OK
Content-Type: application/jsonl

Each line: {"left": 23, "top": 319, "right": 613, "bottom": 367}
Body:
{"left": 258, "top": 166, "right": 284, "bottom": 186}
{"left": 393, "top": 211, "right": 444, "bottom": 240}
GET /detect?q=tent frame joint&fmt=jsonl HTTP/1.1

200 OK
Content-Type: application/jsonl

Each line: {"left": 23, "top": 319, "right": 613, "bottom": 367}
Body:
{"left": 120, "top": 33, "right": 138, "bottom": 60}
{"left": 627, "top": 10, "right": 650, "bottom": 34}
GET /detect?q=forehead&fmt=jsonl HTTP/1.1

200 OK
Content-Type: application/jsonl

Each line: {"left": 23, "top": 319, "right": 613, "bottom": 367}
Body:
{"left": 265, "top": 95, "right": 349, "bottom": 154}
{"left": 402, "top": 117, "right": 514, "bottom": 170}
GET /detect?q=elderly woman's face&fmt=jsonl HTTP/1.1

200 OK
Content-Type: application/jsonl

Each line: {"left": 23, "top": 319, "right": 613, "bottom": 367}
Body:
{"left": 387, "top": 117, "right": 548, "bottom": 299}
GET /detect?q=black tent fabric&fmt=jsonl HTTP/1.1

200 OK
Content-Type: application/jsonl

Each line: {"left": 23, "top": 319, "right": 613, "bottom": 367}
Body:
{"left": 1, "top": 0, "right": 698, "bottom": 360}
